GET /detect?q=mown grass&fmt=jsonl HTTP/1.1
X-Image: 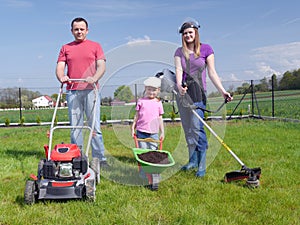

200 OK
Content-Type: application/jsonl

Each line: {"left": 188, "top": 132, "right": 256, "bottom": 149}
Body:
{"left": 0, "top": 120, "right": 299, "bottom": 224}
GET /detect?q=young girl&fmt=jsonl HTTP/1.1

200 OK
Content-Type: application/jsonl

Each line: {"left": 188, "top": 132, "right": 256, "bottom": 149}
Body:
{"left": 132, "top": 77, "right": 164, "bottom": 150}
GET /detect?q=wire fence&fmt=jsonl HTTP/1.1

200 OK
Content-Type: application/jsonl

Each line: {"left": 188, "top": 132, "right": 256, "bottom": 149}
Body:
{"left": 1, "top": 79, "right": 300, "bottom": 125}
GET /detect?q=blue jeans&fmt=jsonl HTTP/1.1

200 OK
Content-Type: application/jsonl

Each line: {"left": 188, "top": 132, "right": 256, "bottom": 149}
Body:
{"left": 136, "top": 130, "right": 159, "bottom": 150}
{"left": 176, "top": 96, "right": 208, "bottom": 153}
{"left": 66, "top": 89, "right": 106, "bottom": 161}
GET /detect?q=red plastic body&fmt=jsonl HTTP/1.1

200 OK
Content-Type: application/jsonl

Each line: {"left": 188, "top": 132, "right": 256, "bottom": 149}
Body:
{"left": 44, "top": 143, "right": 81, "bottom": 161}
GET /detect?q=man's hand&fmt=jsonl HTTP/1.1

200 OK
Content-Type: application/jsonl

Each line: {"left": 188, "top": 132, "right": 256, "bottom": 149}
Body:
{"left": 59, "top": 76, "right": 69, "bottom": 83}
{"left": 86, "top": 76, "right": 96, "bottom": 84}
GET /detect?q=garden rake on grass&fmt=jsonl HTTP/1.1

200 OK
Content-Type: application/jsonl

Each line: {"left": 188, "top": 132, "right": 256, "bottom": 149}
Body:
{"left": 156, "top": 69, "right": 261, "bottom": 188}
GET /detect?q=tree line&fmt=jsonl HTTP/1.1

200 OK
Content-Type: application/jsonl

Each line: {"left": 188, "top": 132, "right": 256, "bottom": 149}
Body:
{"left": 1, "top": 68, "right": 299, "bottom": 109}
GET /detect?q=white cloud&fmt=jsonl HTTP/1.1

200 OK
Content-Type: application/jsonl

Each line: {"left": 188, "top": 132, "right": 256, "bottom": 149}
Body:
{"left": 283, "top": 18, "right": 300, "bottom": 26}
{"left": 4, "top": 0, "right": 33, "bottom": 8}
{"left": 250, "top": 42, "right": 300, "bottom": 77}
{"left": 126, "top": 35, "right": 151, "bottom": 46}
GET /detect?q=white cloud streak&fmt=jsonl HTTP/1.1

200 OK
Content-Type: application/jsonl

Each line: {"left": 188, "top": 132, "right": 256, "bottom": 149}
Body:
{"left": 250, "top": 42, "right": 300, "bottom": 77}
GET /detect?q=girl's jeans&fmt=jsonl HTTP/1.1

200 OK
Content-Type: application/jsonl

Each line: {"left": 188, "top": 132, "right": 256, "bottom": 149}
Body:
{"left": 136, "top": 130, "right": 159, "bottom": 150}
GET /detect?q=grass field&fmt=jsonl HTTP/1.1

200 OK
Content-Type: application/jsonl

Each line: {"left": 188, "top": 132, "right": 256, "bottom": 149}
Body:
{"left": 0, "top": 120, "right": 299, "bottom": 224}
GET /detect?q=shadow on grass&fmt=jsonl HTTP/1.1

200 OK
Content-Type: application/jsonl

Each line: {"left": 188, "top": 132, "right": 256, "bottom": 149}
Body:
{"left": 5, "top": 149, "right": 45, "bottom": 160}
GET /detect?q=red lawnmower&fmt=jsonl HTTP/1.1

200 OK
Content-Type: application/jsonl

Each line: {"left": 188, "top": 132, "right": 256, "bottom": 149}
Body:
{"left": 24, "top": 80, "right": 100, "bottom": 204}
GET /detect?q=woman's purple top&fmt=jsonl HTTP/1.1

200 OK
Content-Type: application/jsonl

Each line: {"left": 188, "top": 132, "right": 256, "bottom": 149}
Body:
{"left": 174, "top": 43, "right": 214, "bottom": 91}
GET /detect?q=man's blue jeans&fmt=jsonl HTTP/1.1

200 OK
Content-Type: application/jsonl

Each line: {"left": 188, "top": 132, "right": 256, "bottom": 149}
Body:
{"left": 66, "top": 89, "right": 106, "bottom": 161}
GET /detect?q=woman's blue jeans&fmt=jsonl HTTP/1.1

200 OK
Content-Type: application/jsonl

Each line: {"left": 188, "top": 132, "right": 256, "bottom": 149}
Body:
{"left": 176, "top": 95, "right": 208, "bottom": 171}
{"left": 66, "top": 89, "right": 106, "bottom": 161}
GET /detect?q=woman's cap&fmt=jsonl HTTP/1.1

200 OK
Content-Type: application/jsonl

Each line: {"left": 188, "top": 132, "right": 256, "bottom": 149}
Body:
{"left": 144, "top": 77, "right": 161, "bottom": 88}
{"left": 179, "top": 21, "right": 200, "bottom": 33}
{"left": 178, "top": 18, "right": 200, "bottom": 34}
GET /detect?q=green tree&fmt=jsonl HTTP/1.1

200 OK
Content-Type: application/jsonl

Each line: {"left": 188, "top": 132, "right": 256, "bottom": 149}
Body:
{"left": 235, "top": 83, "right": 250, "bottom": 95}
{"left": 254, "top": 77, "right": 269, "bottom": 92}
{"left": 279, "top": 71, "right": 295, "bottom": 90}
{"left": 114, "top": 85, "right": 134, "bottom": 103}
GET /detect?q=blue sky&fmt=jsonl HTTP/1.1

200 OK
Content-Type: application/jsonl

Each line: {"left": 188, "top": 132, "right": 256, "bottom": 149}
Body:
{"left": 1, "top": 0, "right": 300, "bottom": 96}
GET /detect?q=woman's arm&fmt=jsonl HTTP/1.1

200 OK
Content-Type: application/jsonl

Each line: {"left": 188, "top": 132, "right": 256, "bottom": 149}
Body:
{"left": 174, "top": 56, "right": 188, "bottom": 95}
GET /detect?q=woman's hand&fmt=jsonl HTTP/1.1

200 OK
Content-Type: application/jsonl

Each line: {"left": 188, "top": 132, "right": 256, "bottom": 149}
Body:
{"left": 223, "top": 92, "right": 233, "bottom": 102}
{"left": 177, "top": 83, "right": 187, "bottom": 95}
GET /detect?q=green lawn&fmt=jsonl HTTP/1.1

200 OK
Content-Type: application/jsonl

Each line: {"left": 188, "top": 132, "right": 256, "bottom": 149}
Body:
{"left": 0, "top": 120, "right": 299, "bottom": 224}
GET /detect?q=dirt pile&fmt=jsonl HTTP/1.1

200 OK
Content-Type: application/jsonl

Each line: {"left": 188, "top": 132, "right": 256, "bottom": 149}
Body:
{"left": 138, "top": 151, "right": 170, "bottom": 164}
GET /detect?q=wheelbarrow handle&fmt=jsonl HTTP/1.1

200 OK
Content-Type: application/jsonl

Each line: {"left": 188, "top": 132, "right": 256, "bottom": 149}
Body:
{"left": 133, "top": 134, "right": 163, "bottom": 150}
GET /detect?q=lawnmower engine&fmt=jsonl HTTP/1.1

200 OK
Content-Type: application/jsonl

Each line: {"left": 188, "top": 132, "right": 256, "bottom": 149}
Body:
{"left": 42, "top": 143, "right": 88, "bottom": 180}
{"left": 34, "top": 143, "right": 95, "bottom": 201}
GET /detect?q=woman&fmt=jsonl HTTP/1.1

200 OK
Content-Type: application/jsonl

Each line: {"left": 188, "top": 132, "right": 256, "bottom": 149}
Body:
{"left": 174, "top": 19, "right": 232, "bottom": 177}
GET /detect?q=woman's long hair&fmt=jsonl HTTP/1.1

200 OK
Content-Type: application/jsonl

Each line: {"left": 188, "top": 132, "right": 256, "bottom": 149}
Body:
{"left": 181, "top": 28, "right": 201, "bottom": 60}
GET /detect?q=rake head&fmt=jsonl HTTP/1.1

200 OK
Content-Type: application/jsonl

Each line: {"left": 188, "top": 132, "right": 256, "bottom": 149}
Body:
{"left": 224, "top": 166, "right": 261, "bottom": 187}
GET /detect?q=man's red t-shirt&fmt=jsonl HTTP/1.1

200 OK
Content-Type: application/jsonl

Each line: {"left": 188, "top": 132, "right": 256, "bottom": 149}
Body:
{"left": 57, "top": 39, "right": 106, "bottom": 90}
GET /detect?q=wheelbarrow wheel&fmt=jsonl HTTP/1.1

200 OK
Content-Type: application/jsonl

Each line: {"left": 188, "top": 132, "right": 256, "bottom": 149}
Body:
{"left": 150, "top": 174, "right": 160, "bottom": 191}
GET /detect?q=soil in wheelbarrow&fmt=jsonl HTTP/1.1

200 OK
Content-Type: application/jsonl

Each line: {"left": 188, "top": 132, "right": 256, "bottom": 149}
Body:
{"left": 137, "top": 151, "right": 170, "bottom": 164}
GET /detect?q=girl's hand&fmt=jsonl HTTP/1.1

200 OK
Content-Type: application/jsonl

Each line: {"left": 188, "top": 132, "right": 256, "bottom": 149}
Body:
{"left": 131, "top": 129, "right": 136, "bottom": 138}
{"left": 160, "top": 132, "right": 165, "bottom": 141}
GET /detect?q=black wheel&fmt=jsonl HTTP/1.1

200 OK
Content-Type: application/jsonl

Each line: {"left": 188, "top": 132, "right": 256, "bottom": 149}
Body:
{"left": 151, "top": 174, "right": 160, "bottom": 191}
{"left": 85, "top": 179, "right": 96, "bottom": 202}
{"left": 24, "top": 180, "right": 37, "bottom": 205}
{"left": 90, "top": 158, "right": 100, "bottom": 185}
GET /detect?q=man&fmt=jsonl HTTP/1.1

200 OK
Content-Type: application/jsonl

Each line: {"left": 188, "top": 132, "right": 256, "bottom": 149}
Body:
{"left": 56, "top": 17, "right": 109, "bottom": 167}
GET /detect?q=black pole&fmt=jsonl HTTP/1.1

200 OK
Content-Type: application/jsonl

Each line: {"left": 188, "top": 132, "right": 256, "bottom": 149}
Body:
{"left": 251, "top": 80, "right": 254, "bottom": 115}
{"left": 271, "top": 75, "right": 275, "bottom": 117}
{"left": 19, "top": 87, "right": 22, "bottom": 121}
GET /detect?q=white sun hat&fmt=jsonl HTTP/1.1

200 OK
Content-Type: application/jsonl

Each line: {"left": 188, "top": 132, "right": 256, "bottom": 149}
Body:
{"left": 144, "top": 77, "right": 161, "bottom": 88}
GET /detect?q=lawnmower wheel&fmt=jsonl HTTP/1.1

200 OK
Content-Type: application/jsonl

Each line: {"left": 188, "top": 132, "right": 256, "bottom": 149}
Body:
{"left": 90, "top": 158, "right": 100, "bottom": 185}
{"left": 85, "top": 179, "right": 96, "bottom": 202}
{"left": 24, "top": 180, "right": 37, "bottom": 205}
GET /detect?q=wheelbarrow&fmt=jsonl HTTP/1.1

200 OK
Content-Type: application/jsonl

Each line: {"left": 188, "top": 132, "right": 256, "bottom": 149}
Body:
{"left": 132, "top": 135, "right": 175, "bottom": 191}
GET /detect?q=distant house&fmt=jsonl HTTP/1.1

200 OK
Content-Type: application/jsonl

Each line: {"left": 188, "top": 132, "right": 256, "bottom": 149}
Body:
{"left": 110, "top": 99, "right": 126, "bottom": 106}
{"left": 32, "top": 96, "right": 53, "bottom": 108}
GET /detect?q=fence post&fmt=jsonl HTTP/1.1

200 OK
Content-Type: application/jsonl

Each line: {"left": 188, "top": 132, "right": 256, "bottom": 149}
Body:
{"left": 271, "top": 75, "right": 275, "bottom": 117}
{"left": 251, "top": 80, "right": 254, "bottom": 115}
{"left": 19, "top": 87, "right": 22, "bottom": 122}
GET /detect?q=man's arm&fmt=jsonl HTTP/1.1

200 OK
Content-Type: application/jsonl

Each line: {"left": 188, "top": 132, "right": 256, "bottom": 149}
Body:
{"left": 56, "top": 61, "right": 69, "bottom": 83}
{"left": 86, "top": 59, "right": 106, "bottom": 84}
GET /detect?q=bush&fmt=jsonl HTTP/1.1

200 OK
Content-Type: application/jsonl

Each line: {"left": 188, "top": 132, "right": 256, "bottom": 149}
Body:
{"left": 19, "top": 117, "right": 25, "bottom": 126}
{"left": 102, "top": 114, "right": 107, "bottom": 124}
{"left": 5, "top": 118, "right": 10, "bottom": 127}
{"left": 169, "top": 110, "right": 176, "bottom": 122}
{"left": 36, "top": 116, "right": 41, "bottom": 125}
